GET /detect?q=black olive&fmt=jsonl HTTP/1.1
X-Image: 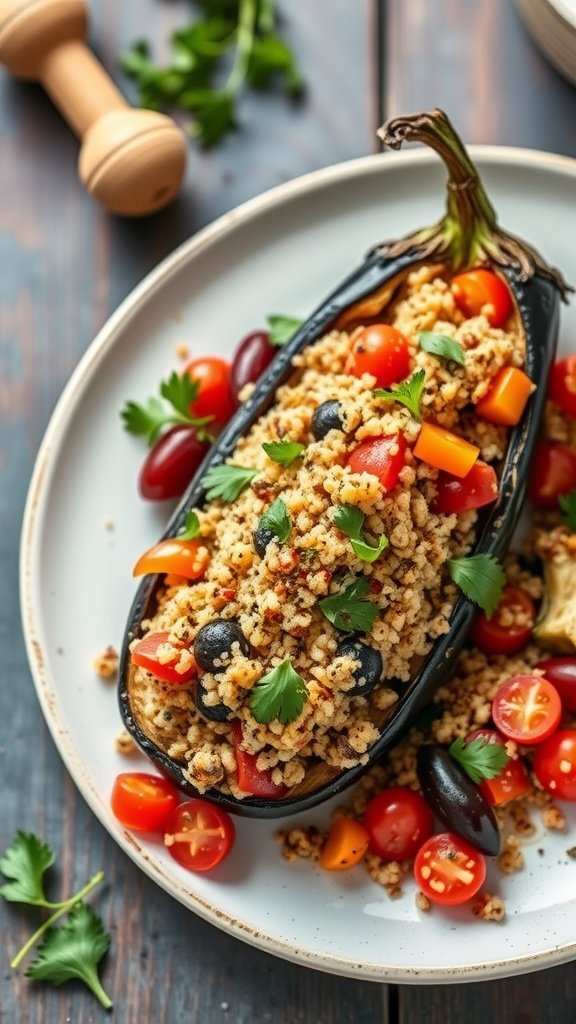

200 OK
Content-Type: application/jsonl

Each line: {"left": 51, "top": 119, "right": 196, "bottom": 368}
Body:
{"left": 311, "top": 400, "right": 343, "bottom": 440}
{"left": 193, "top": 619, "right": 251, "bottom": 673}
{"left": 253, "top": 524, "right": 276, "bottom": 557}
{"left": 194, "top": 680, "right": 230, "bottom": 722}
{"left": 416, "top": 745, "right": 501, "bottom": 857}
{"left": 336, "top": 638, "right": 383, "bottom": 696}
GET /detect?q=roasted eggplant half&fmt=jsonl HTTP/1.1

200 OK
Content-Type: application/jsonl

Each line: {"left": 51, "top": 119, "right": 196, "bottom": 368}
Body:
{"left": 119, "top": 109, "right": 569, "bottom": 817}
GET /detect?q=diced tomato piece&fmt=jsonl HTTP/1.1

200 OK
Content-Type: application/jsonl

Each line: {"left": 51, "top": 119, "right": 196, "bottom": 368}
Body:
{"left": 131, "top": 630, "right": 197, "bottom": 685}
{"left": 451, "top": 269, "right": 512, "bottom": 327}
{"left": 433, "top": 461, "right": 498, "bottom": 514}
{"left": 471, "top": 585, "right": 536, "bottom": 656}
{"left": 491, "top": 675, "right": 562, "bottom": 745}
{"left": 231, "top": 722, "right": 288, "bottom": 799}
{"left": 414, "top": 832, "right": 486, "bottom": 906}
{"left": 346, "top": 433, "right": 406, "bottom": 491}
{"left": 345, "top": 324, "right": 411, "bottom": 388}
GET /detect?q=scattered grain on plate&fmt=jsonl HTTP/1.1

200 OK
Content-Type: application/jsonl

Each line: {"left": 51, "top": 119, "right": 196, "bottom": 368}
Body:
{"left": 566, "top": 847, "right": 576, "bottom": 859}
{"left": 542, "top": 805, "right": 567, "bottom": 831}
{"left": 472, "top": 893, "right": 505, "bottom": 922}
{"left": 497, "top": 836, "right": 524, "bottom": 875}
{"left": 103, "top": 517, "right": 115, "bottom": 531}
{"left": 115, "top": 728, "right": 138, "bottom": 756}
{"left": 415, "top": 892, "right": 431, "bottom": 912}
{"left": 93, "top": 645, "right": 119, "bottom": 679}
{"left": 175, "top": 341, "right": 190, "bottom": 359}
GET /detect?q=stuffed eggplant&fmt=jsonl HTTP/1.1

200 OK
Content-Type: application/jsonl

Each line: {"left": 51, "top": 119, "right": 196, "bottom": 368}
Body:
{"left": 118, "top": 109, "right": 569, "bottom": 818}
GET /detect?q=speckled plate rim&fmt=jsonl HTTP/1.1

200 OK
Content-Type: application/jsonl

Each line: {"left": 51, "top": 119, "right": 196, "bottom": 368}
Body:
{"left": 20, "top": 145, "right": 576, "bottom": 984}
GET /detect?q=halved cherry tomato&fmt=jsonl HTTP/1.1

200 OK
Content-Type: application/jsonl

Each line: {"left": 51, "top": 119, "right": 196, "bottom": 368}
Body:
{"left": 475, "top": 366, "right": 533, "bottom": 426}
{"left": 133, "top": 539, "right": 209, "bottom": 580}
{"left": 163, "top": 798, "right": 235, "bottom": 871}
{"left": 363, "top": 787, "right": 433, "bottom": 861}
{"left": 451, "top": 269, "right": 512, "bottom": 327}
{"left": 528, "top": 442, "right": 576, "bottom": 509}
{"left": 184, "top": 356, "right": 235, "bottom": 428}
{"left": 466, "top": 729, "right": 531, "bottom": 806}
{"left": 139, "top": 426, "right": 210, "bottom": 501}
{"left": 414, "top": 832, "right": 486, "bottom": 906}
{"left": 533, "top": 730, "right": 576, "bottom": 801}
{"left": 345, "top": 324, "right": 411, "bottom": 388}
{"left": 491, "top": 675, "right": 562, "bottom": 745}
{"left": 536, "top": 658, "right": 576, "bottom": 712}
{"left": 110, "top": 772, "right": 180, "bottom": 831}
{"left": 231, "top": 723, "right": 288, "bottom": 799}
{"left": 319, "top": 816, "right": 370, "bottom": 871}
{"left": 413, "top": 422, "right": 479, "bottom": 478}
{"left": 471, "top": 585, "right": 536, "bottom": 656}
{"left": 549, "top": 356, "right": 576, "bottom": 419}
{"left": 346, "top": 433, "right": 406, "bottom": 491}
{"left": 131, "top": 630, "right": 198, "bottom": 685}
{"left": 433, "top": 461, "right": 498, "bottom": 514}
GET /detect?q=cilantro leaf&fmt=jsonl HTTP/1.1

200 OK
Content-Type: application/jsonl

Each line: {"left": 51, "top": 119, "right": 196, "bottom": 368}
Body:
{"left": 262, "top": 438, "right": 305, "bottom": 465}
{"left": 447, "top": 554, "right": 505, "bottom": 616}
{"left": 121, "top": 372, "right": 213, "bottom": 446}
{"left": 419, "top": 332, "right": 466, "bottom": 365}
{"left": 247, "top": 34, "right": 305, "bottom": 97}
{"left": 259, "top": 496, "right": 291, "bottom": 543}
{"left": 178, "top": 510, "right": 201, "bottom": 540}
{"left": 203, "top": 463, "right": 258, "bottom": 502}
{"left": 374, "top": 369, "right": 426, "bottom": 421}
{"left": 319, "top": 576, "right": 378, "bottom": 633}
{"left": 559, "top": 489, "right": 576, "bottom": 532}
{"left": 267, "top": 315, "right": 303, "bottom": 348}
{"left": 0, "top": 832, "right": 54, "bottom": 907}
{"left": 159, "top": 372, "right": 199, "bottom": 418}
{"left": 332, "top": 505, "right": 388, "bottom": 564}
{"left": 250, "top": 658, "right": 308, "bottom": 724}
{"left": 185, "top": 89, "right": 237, "bottom": 147}
{"left": 27, "top": 903, "right": 112, "bottom": 1010}
{"left": 449, "top": 736, "right": 509, "bottom": 784}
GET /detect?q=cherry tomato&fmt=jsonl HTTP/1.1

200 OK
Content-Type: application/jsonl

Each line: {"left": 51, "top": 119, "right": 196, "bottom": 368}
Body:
{"left": 347, "top": 433, "right": 407, "bottom": 492}
{"left": 451, "top": 269, "right": 512, "bottom": 327}
{"left": 414, "top": 832, "right": 486, "bottom": 906}
{"left": 363, "top": 787, "right": 433, "bottom": 861}
{"left": 536, "top": 658, "right": 576, "bottom": 712}
{"left": 184, "top": 356, "right": 235, "bottom": 428}
{"left": 466, "top": 729, "right": 531, "bottom": 806}
{"left": 163, "top": 798, "right": 235, "bottom": 871}
{"left": 533, "top": 731, "right": 576, "bottom": 801}
{"left": 230, "top": 330, "right": 276, "bottom": 407}
{"left": 345, "top": 324, "right": 411, "bottom": 387}
{"left": 133, "top": 539, "right": 209, "bottom": 580}
{"left": 470, "top": 585, "right": 536, "bottom": 656}
{"left": 131, "top": 630, "right": 197, "bottom": 685}
{"left": 491, "top": 675, "right": 562, "bottom": 745}
{"left": 528, "top": 442, "right": 576, "bottom": 509}
{"left": 139, "top": 426, "right": 210, "bottom": 501}
{"left": 549, "top": 356, "right": 576, "bottom": 419}
{"left": 110, "top": 772, "right": 180, "bottom": 831}
{"left": 231, "top": 723, "right": 288, "bottom": 799}
{"left": 433, "top": 461, "right": 498, "bottom": 515}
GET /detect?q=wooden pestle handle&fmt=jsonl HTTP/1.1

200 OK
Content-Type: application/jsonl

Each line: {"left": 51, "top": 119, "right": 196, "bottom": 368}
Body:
{"left": 0, "top": 0, "right": 187, "bottom": 215}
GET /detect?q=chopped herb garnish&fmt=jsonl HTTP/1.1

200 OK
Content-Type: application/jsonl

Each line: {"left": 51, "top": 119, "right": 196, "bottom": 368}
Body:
{"left": 374, "top": 368, "right": 426, "bottom": 421}
{"left": 259, "top": 496, "right": 291, "bottom": 543}
{"left": 559, "top": 489, "right": 576, "bottom": 532}
{"left": 267, "top": 314, "right": 303, "bottom": 348}
{"left": 250, "top": 658, "right": 308, "bottom": 724}
{"left": 177, "top": 510, "right": 201, "bottom": 540}
{"left": 319, "top": 576, "right": 378, "bottom": 633}
{"left": 419, "top": 331, "right": 466, "bottom": 365}
{"left": 333, "top": 505, "right": 388, "bottom": 564}
{"left": 447, "top": 554, "right": 505, "bottom": 616}
{"left": 121, "top": 371, "right": 214, "bottom": 445}
{"left": 262, "top": 438, "right": 306, "bottom": 465}
{"left": 449, "top": 736, "right": 509, "bottom": 784}
{"left": 203, "top": 463, "right": 258, "bottom": 502}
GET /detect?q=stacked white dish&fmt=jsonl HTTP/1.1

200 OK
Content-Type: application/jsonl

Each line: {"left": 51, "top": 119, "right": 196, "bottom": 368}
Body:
{"left": 517, "top": 0, "right": 576, "bottom": 86}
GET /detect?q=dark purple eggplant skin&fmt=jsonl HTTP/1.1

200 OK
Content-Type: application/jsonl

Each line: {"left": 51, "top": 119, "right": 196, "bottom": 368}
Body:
{"left": 118, "top": 244, "right": 560, "bottom": 819}
{"left": 417, "top": 745, "right": 501, "bottom": 857}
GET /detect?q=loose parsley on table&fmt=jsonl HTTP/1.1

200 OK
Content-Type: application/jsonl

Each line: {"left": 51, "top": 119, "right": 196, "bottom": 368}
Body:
{"left": 250, "top": 658, "right": 308, "bottom": 724}
{"left": 121, "top": 371, "right": 214, "bottom": 446}
{"left": 262, "top": 437, "right": 305, "bottom": 465}
{"left": 319, "top": 576, "right": 378, "bottom": 633}
{"left": 203, "top": 462, "right": 259, "bottom": 501}
{"left": 332, "top": 505, "right": 389, "bottom": 564}
{"left": 449, "top": 736, "right": 509, "bottom": 784}
{"left": 374, "top": 368, "right": 426, "bottom": 421}
{"left": 447, "top": 554, "right": 505, "bottom": 616}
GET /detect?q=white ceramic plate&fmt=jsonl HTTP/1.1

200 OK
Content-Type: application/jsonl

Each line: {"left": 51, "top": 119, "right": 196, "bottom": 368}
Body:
{"left": 21, "top": 148, "right": 576, "bottom": 983}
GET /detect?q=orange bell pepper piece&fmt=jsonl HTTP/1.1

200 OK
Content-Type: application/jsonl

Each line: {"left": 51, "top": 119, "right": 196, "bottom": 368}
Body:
{"left": 319, "top": 816, "right": 370, "bottom": 871}
{"left": 475, "top": 366, "right": 533, "bottom": 426}
{"left": 413, "top": 423, "right": 480, "bottom": 478}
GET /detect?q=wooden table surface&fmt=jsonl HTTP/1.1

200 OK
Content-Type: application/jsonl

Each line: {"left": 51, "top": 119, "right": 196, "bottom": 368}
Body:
{"left": 1, "top": 1, "right": 576, "bottom": 1021}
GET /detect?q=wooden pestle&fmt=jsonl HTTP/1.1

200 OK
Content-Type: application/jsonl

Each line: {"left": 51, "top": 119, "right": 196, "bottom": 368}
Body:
{"left": 0, "top": 0, "right": 187, "bottom": 215}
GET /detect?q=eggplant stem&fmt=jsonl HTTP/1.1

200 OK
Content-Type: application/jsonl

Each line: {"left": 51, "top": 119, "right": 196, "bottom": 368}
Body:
{"left": 375, "top": 109, "right": 572, "bottom": 300}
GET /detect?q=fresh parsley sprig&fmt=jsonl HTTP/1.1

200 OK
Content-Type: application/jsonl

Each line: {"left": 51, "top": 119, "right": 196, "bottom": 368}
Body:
{"left": 250, "top": 658, "right": 308, "bottom": 724}
{"left": 319, "top": 576, "right": 378, "bottom": 633}
{"left": 449, "top": 736, "right": 509, "bottom": 784}
{"left": 262, "top": 438, "right": 305, "bottom": 465}
{"left": 267, "top": 314, "right": 303, "bottom": 347}
{"left": 559, "top": 489, "right": 576, "bottom": 532}
{"left": 203, "top": 462, "right": 259, "bottom": 501}
{"left": 447, "top": 554, "right": 505, "bottom": 616}
{"left": 333, "top": 505, "right": 388, "bottom": 563}
{"left": 374, "top": 368, "right": 426, "bottom": 421}
{"left": 419, "top": 332, "right": 466, "bottom": 365}
{"left": 121, "top": 371, "right": 214, "bottom": 446}
{"left": 259, "top": 496, "right": 291, "bottom": 543}
{"left": 177, "top": 510, "right": 201, "bottom": 540}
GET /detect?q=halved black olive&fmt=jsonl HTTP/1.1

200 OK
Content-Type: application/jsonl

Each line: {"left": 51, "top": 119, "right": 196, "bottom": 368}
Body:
{"left": 193, "top": 619, "right": 250, "bottom": 673}
{"left": 194, "top": 680, "right": 231, "bottom": 722}
{"left": 252, "top": 524, "right": 276, "bottom": 557}
{"left": 416, "top": 745, "right": 501, "bottom": 857}
{"left": 311, "top": 400, "right": 343, "bottom": 440}
{"left": 336, "top": 638, "right": 383, "bottom": 696}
